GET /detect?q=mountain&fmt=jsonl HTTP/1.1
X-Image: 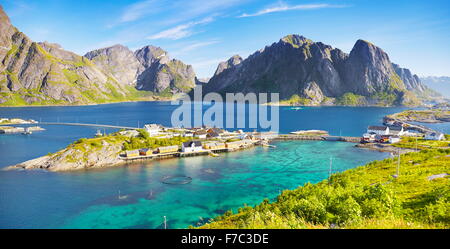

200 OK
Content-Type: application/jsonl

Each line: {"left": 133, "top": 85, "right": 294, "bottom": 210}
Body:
{"left": 204, "top": 34, "right": 430, "bottom": 106}
{"left": 420, "top": 76, "right": 450, "bottom": 98}
{"left": 85, "top": 45, "right": 196, "bottom": 95}
{"left": 0, "top": 6, "right": 196, "bottom": 106}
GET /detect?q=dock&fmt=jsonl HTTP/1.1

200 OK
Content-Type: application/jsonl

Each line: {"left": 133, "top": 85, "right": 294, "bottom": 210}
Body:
{"left": 272, "top": 135, "right": 360, "bottom": 143}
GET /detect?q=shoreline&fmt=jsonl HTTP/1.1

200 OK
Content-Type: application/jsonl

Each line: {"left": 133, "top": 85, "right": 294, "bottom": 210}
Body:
{"left": 5, "top": 133, "right": 382, "bottom": 173}
{"left": 0, "top": 98, "right": 173, "bottom": 108}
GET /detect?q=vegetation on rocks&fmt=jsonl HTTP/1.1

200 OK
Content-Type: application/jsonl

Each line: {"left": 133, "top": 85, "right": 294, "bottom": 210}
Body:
{"left": 122, "top": 129, "right": 191, "bottom": 150}
{"left": 336, "top": 93, "right": 366, "bottom": 106}
{"left": 387, "top": 109, "right": 450, "bottom": 123}
{"left": 199, "top": 144, "right": 449, "bottom": 229}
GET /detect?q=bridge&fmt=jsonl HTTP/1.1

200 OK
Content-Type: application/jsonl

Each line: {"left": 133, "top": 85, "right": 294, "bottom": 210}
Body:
{"left": 38, "top": 122, "right": 139, "bottom": 130}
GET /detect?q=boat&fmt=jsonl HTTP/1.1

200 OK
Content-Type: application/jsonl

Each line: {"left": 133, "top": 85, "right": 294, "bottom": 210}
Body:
{"left": 22, "top": 128, "right": 32, "bottom": 135}
{"left": 95, "top": 130, "right": 103, "bottom": 137}
{"left": 290, "top": 107, "right": 302, "bottom": 110}
{"left": 208, "top": 151, "right": 219, "bottom": 157}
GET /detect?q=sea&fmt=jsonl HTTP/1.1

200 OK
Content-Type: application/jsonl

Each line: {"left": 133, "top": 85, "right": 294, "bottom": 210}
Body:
{"left": 0, "top": 102, "right": 447, "bottom": 228}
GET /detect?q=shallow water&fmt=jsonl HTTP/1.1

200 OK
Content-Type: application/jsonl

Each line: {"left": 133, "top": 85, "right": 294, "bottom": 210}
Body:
{"left": 0, "top": 140, "right": 388, "bottom": 228}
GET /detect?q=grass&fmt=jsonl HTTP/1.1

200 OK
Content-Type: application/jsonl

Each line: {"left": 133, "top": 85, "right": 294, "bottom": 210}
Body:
{"left": 198, "top": 143, "right": 449, "bottom": 229}
{"left": 392, "top": 136, "right": 450, "bottom": 150}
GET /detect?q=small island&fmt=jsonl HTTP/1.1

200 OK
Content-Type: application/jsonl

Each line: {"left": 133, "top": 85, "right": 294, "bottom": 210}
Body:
{"left": 385, "top": 109, "right": 450, "bottom": 123}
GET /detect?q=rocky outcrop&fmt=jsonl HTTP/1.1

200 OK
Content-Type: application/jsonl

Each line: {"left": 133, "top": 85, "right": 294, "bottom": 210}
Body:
{"left": 8, "top": 139, "right": 124, "bottom": 171}
{"left": 205, "top": 34, "right": 429, "bottom": 106}
{"left": 301, "top": 81, "right": 324, "bottom": 105}
{"left": 392, "top": 63, "right": 425, "bottom": 92}
{"left": 84, "top": 44, "right": 143, "bottom": 86}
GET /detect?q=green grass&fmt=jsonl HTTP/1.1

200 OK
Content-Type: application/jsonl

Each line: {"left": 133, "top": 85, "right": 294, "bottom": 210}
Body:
{"left": 336, "top": 92, "right": 366, "bottom": 106}
{"left": 392, "top": 136, "right": 450, "bottom": 150}
{"left": 198, "top": 145, "right": 449, "bottom": 229}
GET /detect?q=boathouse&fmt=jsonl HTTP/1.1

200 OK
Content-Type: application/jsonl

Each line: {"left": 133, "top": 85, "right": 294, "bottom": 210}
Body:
{"left": 126, "top": 150, "right": 140, "bottom": 158}
{"left": 225, "top": 141, "right": 244, "bottom": 150}
{"left": 139, "top": 148, "right": 153, "bottom": 156}
{"left": 203, "top": 142, "right": 226, "bottom": 150}
{"left": 157, "top": 145, "right": 179, "bottom": 154}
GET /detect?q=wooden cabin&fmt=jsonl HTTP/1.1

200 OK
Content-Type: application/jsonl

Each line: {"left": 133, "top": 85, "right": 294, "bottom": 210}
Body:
{"left": 203, "top": 142, "right": 226, "bottom": 150}
{"left": 157, "top": 145, "right": 179, "bottom": 154}
{"left": 126, "top": 150, "right": 140, "bottom": 158}
{"left": 139, "top": 148, "right": 153, "bottom": 156}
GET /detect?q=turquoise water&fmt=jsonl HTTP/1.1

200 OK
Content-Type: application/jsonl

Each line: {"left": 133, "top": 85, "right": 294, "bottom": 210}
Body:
{"left": 60, "top": 141, "right": 388, "bottom": 229}
{"left": 2, "top": 102, "right": 447, "bottom": 228}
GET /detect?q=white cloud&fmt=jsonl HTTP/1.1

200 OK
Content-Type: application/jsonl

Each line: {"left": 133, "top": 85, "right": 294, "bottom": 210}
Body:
{"left": 147, "top": 17, "right": 214, "bottom": 40}
{"left": 172, "top": 40, "right": 220, "bottom": 56}
{"left": 119, "top": 0, "right": 162, "bottom": 23}
{"left": 239, "top": 3, "right": 347, "bottom": 18}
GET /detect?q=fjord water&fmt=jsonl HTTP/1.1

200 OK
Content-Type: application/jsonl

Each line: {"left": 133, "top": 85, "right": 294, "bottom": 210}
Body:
{"left": 0, "top": 102, "right": 441, "bottom": 228}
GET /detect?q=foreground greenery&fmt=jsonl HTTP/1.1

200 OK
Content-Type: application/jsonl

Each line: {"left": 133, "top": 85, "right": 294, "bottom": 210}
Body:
{"left": 199, "top": 147, "right": 449, "bottom": 229}
{"left": 392, "top": 136, "right": 450, "bottom": 150}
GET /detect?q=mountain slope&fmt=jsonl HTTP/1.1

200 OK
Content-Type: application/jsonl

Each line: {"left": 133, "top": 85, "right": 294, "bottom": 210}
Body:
{"left": 85, "top": 45, "right": 196, "bottom": 96}
{"left": 0, "top": 7, "right": 196, "bottom": 106}
{"left": 420, "top": 76, "right": 450, "bottom": 98}
{"left": 204, "top": 35, "right": 428, "bottom": 106}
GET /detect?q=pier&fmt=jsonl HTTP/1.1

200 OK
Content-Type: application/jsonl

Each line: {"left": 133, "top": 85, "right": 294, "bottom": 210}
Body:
{"left": 273, "top": 135, "right": 360, "bottom": 143}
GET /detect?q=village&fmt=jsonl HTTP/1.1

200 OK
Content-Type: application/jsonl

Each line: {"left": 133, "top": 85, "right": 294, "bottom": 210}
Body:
{"left": 119, "top": 117, "right": 448, "bottom": 161}
{"left": 120, "top": 124, "right": 278, "bottom": 161}
{"left": 361, "top": 123, "right": 445, "bottom": 144}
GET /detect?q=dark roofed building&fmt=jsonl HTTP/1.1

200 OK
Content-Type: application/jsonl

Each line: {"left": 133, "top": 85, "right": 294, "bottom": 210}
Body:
{"left": 367, "top": 126, "right": 389, "bottom": 135}
{"left": 182, "top": 141, "right": 203, "bottom": 152}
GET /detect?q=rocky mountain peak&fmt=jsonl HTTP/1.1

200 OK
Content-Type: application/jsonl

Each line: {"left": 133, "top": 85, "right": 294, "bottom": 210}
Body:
{"left": 134, "top": 45, "right": 168, "bottom": 67}
{"left": 0, "top": 5, "right": 11, "bottom": 25}
{"left": 281, "top": 34, "right": 313, "bottom": 48}
{"left": 214, "top": 55, "right": 243, "bottom": 76}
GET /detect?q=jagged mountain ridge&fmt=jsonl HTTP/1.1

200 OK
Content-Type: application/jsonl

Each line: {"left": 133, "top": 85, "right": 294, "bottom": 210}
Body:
{"left": 85, "top": 45, "right": 196, "bottom": 94}
{"left": 204, "top": 35, "right": 430, "bottom": 106}
{"left": 0, "top": 6, "right": 196, "bottom": 106}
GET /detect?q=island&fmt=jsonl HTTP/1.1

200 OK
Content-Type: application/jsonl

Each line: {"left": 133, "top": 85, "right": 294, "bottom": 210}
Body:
{"left": 385, "top": 109, "right": 450, "bottom": 123}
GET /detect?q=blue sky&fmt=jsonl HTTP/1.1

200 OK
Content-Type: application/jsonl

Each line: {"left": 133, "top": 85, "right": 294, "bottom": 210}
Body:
{"left": 1, "top": 0, "right": 449, "bottom": 78}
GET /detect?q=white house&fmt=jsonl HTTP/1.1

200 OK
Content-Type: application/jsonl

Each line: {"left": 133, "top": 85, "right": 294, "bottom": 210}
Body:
{"left": 182, "top": 141, "right": 203, "bottom": 153}
{"left": 194, "top": 130, "right": 207, "bottom": 139}
{"left": 367, "top": 126, "right": 389, "bottom": 135}
{"left": 183, "top": 132, "right": 194, "bottom": 137}
{"left": 389, "top": 126, "right": 404, "bottom": 136}
{"left": 389, "top": 135, "right": 401, "bottom": 144}
{"left": 362, "top": 133, "right": 376, "bottom": 142}
{"left": 144, "top": 124, "right": 162, "bottom": 136}
{"left": 424, "top": 132, "right": 445, "bottom": 141}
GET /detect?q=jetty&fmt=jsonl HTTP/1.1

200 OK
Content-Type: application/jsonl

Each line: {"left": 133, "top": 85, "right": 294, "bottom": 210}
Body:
{"left": 273, "top": 134, "right": 360, "bottom": 143}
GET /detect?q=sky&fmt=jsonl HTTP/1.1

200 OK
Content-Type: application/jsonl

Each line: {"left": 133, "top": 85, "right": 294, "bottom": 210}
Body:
{"left": 1, "top": 0, "right": 449, "bottom": 78}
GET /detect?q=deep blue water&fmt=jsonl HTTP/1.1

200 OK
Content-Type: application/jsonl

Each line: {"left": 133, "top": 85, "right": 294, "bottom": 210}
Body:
{"left": 0, "top": 102, "right": 447, "bottom": 228}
